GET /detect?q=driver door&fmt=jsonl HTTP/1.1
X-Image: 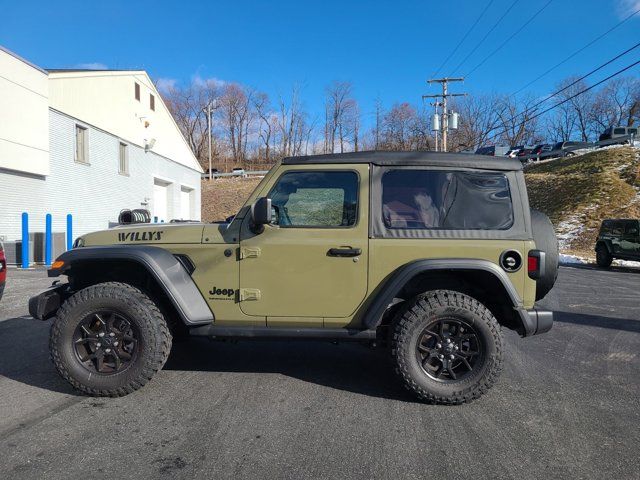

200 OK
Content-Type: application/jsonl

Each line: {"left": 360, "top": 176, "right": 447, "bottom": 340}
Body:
{"left": 239, "top": 165, "right": 369, "bottom": 325}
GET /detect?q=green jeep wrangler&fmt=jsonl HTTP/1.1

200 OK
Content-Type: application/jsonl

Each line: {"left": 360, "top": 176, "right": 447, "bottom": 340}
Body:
{"left": 595, "top": 219, "right": 640, "bottom": 267}
{"left": 30, "top": 151, "right": 558, "bottom": 404}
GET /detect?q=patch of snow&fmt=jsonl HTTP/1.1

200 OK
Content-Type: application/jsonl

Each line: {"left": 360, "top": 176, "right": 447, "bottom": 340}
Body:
{"left": 559, "top": 254, "right": 589, "bottom": 265}
{"left": 555, "top": 209, "right": 593, "bottom": 250}
{"left": 612, "top": 259, "right": 640, "bottom": 268}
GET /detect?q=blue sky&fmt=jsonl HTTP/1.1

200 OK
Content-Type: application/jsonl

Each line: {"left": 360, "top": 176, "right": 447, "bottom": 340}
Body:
{"left": 2, "top": 0, "right": 639, "bottom": 128}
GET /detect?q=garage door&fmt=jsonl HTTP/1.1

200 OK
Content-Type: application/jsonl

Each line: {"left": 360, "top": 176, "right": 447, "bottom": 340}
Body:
{"left": 180, "top": 186, "right": 193, "bottom": 220}
{"left": 153, "top": 180, "right": 169, "bottom": 222}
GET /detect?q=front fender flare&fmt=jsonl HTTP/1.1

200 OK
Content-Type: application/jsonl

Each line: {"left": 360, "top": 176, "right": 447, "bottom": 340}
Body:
{"left": 48, "top": 246, "right": 214, "bottom": 325}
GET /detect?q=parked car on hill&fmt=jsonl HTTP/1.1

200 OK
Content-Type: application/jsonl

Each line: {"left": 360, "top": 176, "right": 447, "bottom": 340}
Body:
{"left": 475, "top": 145, "right": 510, "bottom": 156}
{"left": 530, "top": 144, "right": 554, "bottom": 160}
{"left": 595, "top": 219, "right": 640, "bottom": 268}
{"left": 599, "top": 126, "right": 638, "bottom": 142}
{"left": 505, "top": 146, "right": 523, "bottom": 158}
{"left": 516, "top": 147, "right": 534, "bottom": 160}
{"left": 551, "top": 141, "right": 592, "bottom": 157}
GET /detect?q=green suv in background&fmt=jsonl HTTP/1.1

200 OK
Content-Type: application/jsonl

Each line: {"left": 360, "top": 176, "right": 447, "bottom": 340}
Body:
{"left": 29, "top": 151, "right": 558, "bottom": 404}
{"left": 595, "top": 219, "right": 640, "bottom": 267}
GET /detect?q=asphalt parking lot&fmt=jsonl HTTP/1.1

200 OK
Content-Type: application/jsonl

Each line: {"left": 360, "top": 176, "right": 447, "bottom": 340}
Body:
{"left": 0, "top": 266, "right": 638, "bottom": 479}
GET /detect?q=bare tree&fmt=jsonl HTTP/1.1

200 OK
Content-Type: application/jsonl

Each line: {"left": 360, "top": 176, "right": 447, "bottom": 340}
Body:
{"left": 589, "top": 77, "right": 640, "bottom": 134}
{"left": 217, "top": 83, "right": 254, "bottom": 166}
{"left": 324, "top": 81, "right": 357, "bottom": 153}
{"left": 161, "top": 80, "right": 221, "bottom": 167}
{"left": 253, "top": 92, "right": 275, "bottom": 163}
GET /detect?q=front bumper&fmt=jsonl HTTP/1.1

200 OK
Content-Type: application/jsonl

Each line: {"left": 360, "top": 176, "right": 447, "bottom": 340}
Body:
{"left": 517, "top": 308, "right": 553, "bottom": 337}
{"left": 28, "top": 283, "right": 68, "bottom": 320}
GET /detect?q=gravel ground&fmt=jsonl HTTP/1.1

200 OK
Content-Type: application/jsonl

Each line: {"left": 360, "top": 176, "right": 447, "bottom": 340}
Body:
{"left": 0, "top": 265, "right": 638, "bottom": 479}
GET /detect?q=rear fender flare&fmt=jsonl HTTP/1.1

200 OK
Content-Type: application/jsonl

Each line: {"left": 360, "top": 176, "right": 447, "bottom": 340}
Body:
{"left": 363, "top": 259, "right": 523, "bottom": 330}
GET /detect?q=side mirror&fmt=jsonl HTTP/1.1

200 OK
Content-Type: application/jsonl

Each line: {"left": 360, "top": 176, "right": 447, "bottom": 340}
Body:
{"left": 250, "top": 197, "right": 272, "bottom": 233}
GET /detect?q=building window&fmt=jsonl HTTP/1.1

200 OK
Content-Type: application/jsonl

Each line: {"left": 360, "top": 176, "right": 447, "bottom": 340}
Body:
{"left": 75, "top": 125, "right": 88, "bottom": 164}
{"left": 135, "top": 82, "right": 140, "bottom": 101}
{"left": 119, "top": 142, "right": 129, "bottom": 175}
{"left": 150, "top": 93, "right": 155, "bottom": 111}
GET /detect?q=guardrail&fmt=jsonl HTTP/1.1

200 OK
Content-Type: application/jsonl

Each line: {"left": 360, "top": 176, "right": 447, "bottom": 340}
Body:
{"left": 520, "top": 134, "right": 637, "bottom": 164}
{"left": 201, "top": 170, "right": 269, "bottom": 180}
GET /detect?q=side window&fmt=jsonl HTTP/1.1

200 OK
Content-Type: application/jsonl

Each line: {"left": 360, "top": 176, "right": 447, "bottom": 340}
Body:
{"left": 269, "top": 171, "right": 358, "bottom": 227}
{"left": 624, "top": 222, "right": 639, "bottom": 235}
{"left": 614, "top": 128, "right": 626, "bottom": 135}
{"left": 611, "top": 222, "right": 624, "bottom": 236}
{"left": 381, "top": 170, "right": 513, "bottom": 230}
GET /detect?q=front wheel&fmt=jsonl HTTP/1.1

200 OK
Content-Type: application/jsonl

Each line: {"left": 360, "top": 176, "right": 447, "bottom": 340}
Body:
{"left": 595, "top": 245, "right": 612, "bottom": 268}
{"left": 392, "top": 290, "right": 503, "bottom": 404}
{"left": 50, "top": 282, "right": 172, "bottom": 396}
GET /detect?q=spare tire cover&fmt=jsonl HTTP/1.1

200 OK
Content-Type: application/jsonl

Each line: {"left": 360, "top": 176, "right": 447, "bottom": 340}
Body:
{"left": 530, "top": 209, "right": 559, "bottom": 300}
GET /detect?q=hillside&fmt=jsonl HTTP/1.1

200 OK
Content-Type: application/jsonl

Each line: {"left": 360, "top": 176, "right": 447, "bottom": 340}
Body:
{"left": 201, "top": 176, "right": 262, "bottom": 222}
{"left": 200, "top": 147, "right": 640, "bottom": 261}
{"left": 525, "top": 146, "right": 640, "bottom": 259}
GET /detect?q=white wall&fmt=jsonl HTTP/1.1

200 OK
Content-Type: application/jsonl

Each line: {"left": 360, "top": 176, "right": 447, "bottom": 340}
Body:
{"left": 0, "top": 47, "right": 49, "bottom": 175}
{"left": 0, "top": 109, "right": 201, "bottom": 243}
{"left": 48, "top": 71, "right": 202, "bottom": 173}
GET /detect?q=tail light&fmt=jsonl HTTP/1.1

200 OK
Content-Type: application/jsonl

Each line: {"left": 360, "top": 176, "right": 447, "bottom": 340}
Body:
{"left": 0, "top": 247, "right": 6, "bottom": 284}
{"left": 528, "top": 250, "right": 546, "bottom": 279}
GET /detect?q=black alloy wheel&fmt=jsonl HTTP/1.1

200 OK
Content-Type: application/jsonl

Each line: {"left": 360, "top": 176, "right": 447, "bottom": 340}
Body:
{"left": 415, "top": 318, "right": 482, "bottom": 382}
{"left": 73, "top": 310, "right": 139, "bottom": 374}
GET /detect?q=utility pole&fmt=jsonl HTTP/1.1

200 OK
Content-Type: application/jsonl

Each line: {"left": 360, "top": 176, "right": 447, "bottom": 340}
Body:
{"left": 203, "top": 101, "right": 217, "bottom": 179}
{"left": 423, "top": 77, "right": 466, "bottom": 152}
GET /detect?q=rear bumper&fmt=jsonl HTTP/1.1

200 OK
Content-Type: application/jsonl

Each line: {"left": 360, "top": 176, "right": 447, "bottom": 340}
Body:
{"left": 517, "top": 308, "right": 553, "bottom": 337}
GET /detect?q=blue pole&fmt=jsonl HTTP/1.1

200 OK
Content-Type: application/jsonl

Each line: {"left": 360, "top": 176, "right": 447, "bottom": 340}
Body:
{"left": 21, "top": 212, "right": 29, "bottom": 269}
{"left": 66, "top": 214, "right": 73, "bottom": 251}
{"left": 45, "top": 213, "right": 52, "bottom": 266}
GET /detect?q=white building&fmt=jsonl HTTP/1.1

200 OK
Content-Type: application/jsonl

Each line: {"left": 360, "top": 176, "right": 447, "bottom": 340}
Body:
{"left": 0, "top": 46, "right": 202, "bottom": 259}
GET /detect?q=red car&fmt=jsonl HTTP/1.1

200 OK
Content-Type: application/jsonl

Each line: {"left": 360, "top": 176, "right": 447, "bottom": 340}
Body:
{"left": 0, "top": 241, "right": 6, "bottom": 301}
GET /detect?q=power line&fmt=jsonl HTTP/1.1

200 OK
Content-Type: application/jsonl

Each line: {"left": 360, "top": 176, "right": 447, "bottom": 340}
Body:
{"left": 449, "top": 0, "right": 520, "bottom": 76}
{"left": 511, "top": 7, "right": 640, "bottom": 96}
{"left": 494, "top": 41, "right": 640, "bottom": 126}
{"left": 482, "top": 58, "right": 640, "bottom": 146}
{"left": 465, "top": 0, "right": 554, "bottom": 78}
{"left": 431, "top": 0, "right": 496, "bottom": 78}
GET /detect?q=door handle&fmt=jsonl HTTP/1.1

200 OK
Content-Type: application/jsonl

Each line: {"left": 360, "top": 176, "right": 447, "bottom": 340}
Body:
{"left": 327, "top": 247, "right": 362, "bottom": 257}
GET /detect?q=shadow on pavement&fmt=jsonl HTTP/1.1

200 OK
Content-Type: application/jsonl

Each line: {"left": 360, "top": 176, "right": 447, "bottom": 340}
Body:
{"left": 0, "top": 317, "right": 78, "bottom": 396}
{"left": 165, "top": 337, "right": 418, "bottom": 403}
{"left": 553, "top": 311, "right": 640, "bottom": 333}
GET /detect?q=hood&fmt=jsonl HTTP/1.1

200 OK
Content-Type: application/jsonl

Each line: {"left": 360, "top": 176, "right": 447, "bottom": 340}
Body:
{"left": 81, "top": 223, "right": 208, "bottom": 246}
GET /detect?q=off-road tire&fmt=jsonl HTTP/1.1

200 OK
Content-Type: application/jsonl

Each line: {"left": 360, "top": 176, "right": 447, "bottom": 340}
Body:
{"left": 392, "top": 290, "right": 503, "bottom": 405}
{"left": 50, "top": 282, "right": 172, "bottom": 396}
{"left": 595, "top": 244, "right": 612, "bottom": 268}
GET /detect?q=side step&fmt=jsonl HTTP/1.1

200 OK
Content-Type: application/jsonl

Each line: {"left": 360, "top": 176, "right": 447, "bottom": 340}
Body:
{"left": 189, "top": 325, "right": 377, "bottom": 341}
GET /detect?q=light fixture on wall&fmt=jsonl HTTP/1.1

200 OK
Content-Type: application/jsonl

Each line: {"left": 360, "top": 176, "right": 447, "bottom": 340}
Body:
{"left": 144, "top": 138, "right": 156, "bottom": 153}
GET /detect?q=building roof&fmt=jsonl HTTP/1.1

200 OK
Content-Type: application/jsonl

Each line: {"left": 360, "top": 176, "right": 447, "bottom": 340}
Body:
{"left": 282, "top": 151, "right": 523, "bottom": 171}
{"left": 0, "top": 45, "right": 48, "bottom": 74}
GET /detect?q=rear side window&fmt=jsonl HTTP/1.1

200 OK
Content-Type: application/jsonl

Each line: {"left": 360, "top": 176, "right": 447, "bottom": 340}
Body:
{"left": 614, "top": 128, "right": 626, "bottom": 135}
{"left": 381, "top": 170, "right": 513, "bottom": 230}
{"left": 269, "top": 171, "right": 358, "bottom": 227}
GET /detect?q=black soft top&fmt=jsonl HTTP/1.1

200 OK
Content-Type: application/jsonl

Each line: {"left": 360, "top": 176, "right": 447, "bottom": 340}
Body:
{"left": 282, "top": 151, "right": 522, "bottom": 171}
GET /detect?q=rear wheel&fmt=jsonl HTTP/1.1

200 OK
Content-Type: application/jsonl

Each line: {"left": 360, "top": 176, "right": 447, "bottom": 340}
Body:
{"left": 595, "top": 245, "right": 612, "bottom": 268}
{"left": 50, "top": 282, "right": 172, "bottom": 396}
{"left": 392, "top": 290, "right": 503, "bottom": 404}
